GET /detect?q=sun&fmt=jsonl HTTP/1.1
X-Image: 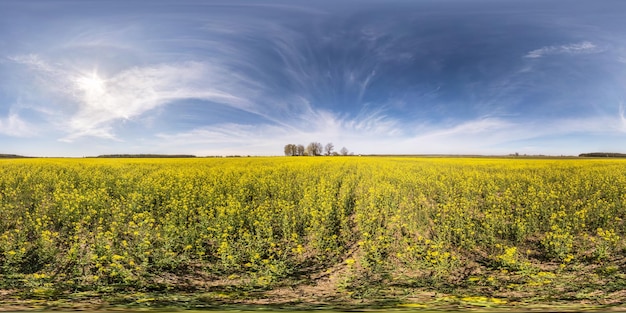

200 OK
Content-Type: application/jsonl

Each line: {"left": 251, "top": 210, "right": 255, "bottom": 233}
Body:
{"left": 75, "top": 71, "right": 106, "bottom": 96}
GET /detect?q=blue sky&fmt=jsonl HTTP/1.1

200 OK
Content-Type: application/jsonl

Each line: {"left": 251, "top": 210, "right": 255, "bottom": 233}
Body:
{"left": 1, "top": 0, "right": 626, "bottom": 156}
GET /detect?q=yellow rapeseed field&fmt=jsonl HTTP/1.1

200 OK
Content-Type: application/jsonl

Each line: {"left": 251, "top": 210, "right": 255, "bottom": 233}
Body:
{"left": 0, "top": 156, "right": 625, "bottom": 304}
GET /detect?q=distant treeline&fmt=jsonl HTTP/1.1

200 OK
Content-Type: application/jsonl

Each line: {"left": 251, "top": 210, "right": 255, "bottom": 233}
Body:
{"left": 0, "top": 154, "right": 28, "bottom": 158}
{"left": 94, "top": 154, "right": 196, "bottom": 158}
{"left": 579, "top": 152, "right": 626, "bottom": 158}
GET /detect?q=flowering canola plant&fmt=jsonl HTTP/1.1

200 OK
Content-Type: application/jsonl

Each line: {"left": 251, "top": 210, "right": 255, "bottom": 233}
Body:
{"left": 0, "top": 157, "right": 625, "bottom": 297}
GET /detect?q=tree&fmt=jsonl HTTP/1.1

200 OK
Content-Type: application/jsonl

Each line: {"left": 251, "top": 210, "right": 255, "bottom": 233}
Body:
{"left": 296, "top": 144, "right": 305, "bottom": 156}
{"left": 306, "top": 142, "right": 323, "bottom": 156}
{"left": 284, "top": 144, "right": 297, "bottom": 156}
{"left": 340, "top": 147, "right": 349, "bottom": 156}
{"left": 314, "top": 142, "right": 323, "bottom": 155}
{"left": 324, "top": 142, "right": 334, "bottom": 156}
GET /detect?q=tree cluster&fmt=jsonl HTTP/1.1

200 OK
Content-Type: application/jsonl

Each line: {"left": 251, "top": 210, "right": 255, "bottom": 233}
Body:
{"left": 284, "top": 142, "right": 351, "bottom": 156}
{"left": 0, "top": 154, "right": 28, "bottom": 158}
{"left": 579, "top": 152, "right": 626, "bottom": 158}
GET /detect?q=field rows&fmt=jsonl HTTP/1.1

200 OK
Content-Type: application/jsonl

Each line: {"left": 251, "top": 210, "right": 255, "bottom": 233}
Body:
{"left": 1, "top": 157, "right": 625, "bottom": 306}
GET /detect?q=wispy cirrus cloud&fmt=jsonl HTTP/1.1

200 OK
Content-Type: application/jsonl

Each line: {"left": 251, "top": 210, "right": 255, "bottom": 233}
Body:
{"left": 524, "top": 41, "right": 602, "bottom": 58}
{"left": 4, "top": 1, "right": 626, "bottom": 156}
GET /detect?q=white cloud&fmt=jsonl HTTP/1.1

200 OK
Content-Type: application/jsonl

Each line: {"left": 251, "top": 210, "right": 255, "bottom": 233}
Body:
{"left": 524, "top": 41, "right": 601, "bottom": 58}
{"left": 148, "top": 109, "right": 626, "bottom": 156}
{"left": 62, "top": 62, "right": 257, "bottom": 141}
{"left": 9, "top": 54, "right": 266, "bottom": 141}
{"left": 418, "top": 118, "right": 512, "bottom": 138}
{"left": 0, "top": 113, "right": 36, "bottom": 137}
{"left": 402, "top": 118, "right": 516, "bottom": 154}
{"left": 549, "top": 115, "right": 624, "bottom": 134}
{"left": 9, "top": 47, "right": 394, "bottom": 146}
{"left": 154, "top": 106, "right": 403, "bottom": 155}
{"left": 395, "top": 113, "right": 626, "bottom": 155}
{"left": 8, "top": 54, "right": 53, "bottom": 72}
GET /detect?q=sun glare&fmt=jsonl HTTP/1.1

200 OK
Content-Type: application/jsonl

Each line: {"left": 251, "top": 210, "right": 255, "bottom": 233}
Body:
{"left": 76, "top": 72, "right": 106, "bottom": 95}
